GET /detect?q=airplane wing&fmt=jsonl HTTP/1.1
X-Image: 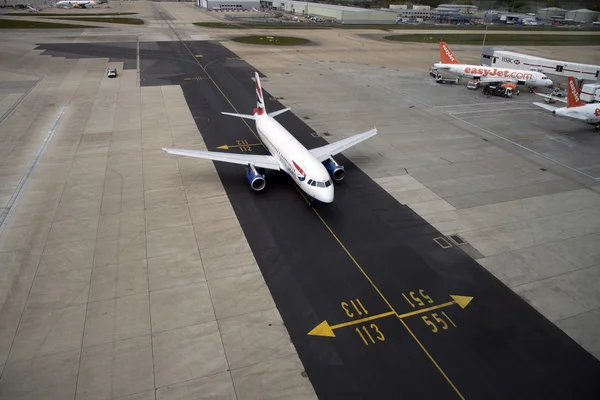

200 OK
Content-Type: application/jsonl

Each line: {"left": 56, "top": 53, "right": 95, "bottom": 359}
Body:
{"left": 162, "top": 148, "right": 281, "bottom": 170}
{"left": 534, "top": 93, "right": 568, "bottom": 104}
{"left": 533, "top": 102, "right": 560, "bottom": 113}
{"left": 309, "top": 128, "right": 378, "bottom": 162}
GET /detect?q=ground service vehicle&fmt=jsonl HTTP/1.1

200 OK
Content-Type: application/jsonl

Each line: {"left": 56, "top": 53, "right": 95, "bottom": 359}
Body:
{"left": 483, "top": 83, "right": 514, "bottom": 98}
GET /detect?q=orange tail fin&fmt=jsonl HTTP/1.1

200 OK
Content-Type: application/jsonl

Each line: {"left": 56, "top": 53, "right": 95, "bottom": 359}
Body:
{"left": 439, "top": 42, "right": 460, "bottom": 64}
{"left": 566, "top": 76, "right": 584, "bottom": 108}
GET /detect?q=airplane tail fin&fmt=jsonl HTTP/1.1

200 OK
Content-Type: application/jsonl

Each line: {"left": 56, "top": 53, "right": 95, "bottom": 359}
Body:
{"left": 254, "top": 71, "right": 266, "bottom": 115}
{"left": 439, "top": 42, "right": 460, "bottom": 65}
{"left": 566, "top": 76, "right": 584, "bottom": 108}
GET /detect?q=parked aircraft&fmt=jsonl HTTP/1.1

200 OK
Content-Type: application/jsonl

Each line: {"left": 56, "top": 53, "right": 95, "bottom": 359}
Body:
{"left": 55, "top": 0, "right": 98, "bottom": 9}
{"left": 162, "top": 72, "right": 378, "bottom": 205}
{"left": 433, "top": 42, "right": 554, "bottom": 88}
{"left": 534, "top": 76, "right": 600, "bottom": 128}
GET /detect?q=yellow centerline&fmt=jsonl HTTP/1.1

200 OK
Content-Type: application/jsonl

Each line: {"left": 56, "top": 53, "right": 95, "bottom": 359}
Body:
{"left": 178, "top": 41, "right": 464, "bottom": 400}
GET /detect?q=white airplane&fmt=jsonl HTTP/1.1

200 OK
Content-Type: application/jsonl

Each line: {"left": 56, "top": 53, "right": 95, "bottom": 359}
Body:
{"left": 534, "top": 76, "right": 600, "bottom": 128}
{"left": 55, "top": 0, "right": 98, "bottom": 8}
{"left": 162, "top": 72, "right": 378, "bottom": 205}
{"left": 433, "top": 42, "right": 553, "bottom": 88}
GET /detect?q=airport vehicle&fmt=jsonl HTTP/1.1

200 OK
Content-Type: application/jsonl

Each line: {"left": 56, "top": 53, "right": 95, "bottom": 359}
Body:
{"left": 429, "top": 67, "right": 438, "bottom": 77}
{"left": 162, "top": 72, "right": 378, "bottom": 205}
{"left": 550, "top": 88, "right": 566, "bottom": 98}
{"left": 466, "top": 80, "right": 479, "bottom": 90}
{"left": 107, "top": 68, "right": 117, "bottom": 78}
{"left": 534, "top": 76, "right": 600, "bottom": 128}
{"left": 580, "top": 83, "right": 600, "bottom": 103}
{"left": 435, "top": 74, "right": 459, "bottom": 84}
{"left": 483, "top": 83, "right": 515, "bottom": 98}
{"left": 433, "top": 42, "right": 554, "bottom": 89}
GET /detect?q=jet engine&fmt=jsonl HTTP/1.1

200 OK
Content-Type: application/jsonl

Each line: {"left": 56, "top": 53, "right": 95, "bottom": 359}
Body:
{"left": 324, "top": 157, "right": 346, "bottom": 182}
{"left": 245, "top": 164, "right": 266, "bottom": 191}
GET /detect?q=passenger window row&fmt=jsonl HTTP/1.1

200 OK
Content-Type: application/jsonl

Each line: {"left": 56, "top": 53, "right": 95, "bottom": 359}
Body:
{"left": 307, "top": 179, "right": 332, "bottom": 187}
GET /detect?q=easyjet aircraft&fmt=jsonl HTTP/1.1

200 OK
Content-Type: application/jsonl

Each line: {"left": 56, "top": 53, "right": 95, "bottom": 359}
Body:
{"left": 433, "top": 42, "right": 553, "bottom": 88}
{"left": 162, "top": 72, "right": 378, "bottom": 205}
{"left": 534, "top": 76, "right": 600, "bottom": 127}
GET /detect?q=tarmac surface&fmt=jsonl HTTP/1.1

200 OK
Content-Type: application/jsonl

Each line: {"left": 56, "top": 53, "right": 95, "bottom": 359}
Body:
{"left": 32, "top": 39, "right": 600, "bottom": 399}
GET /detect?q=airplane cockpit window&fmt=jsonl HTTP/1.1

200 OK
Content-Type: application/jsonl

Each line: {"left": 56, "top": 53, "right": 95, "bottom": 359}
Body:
{"left": 307, "top": 179, "right": 331, "bottom": 188}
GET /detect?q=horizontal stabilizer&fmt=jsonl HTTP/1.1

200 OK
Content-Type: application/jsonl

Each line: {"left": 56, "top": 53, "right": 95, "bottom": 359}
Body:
{"left": 221, "top": 111, "right": 256, "bottom": 120}
{"left": 268, "top": 108, "right": 290, "bottom": 118}
{"left": 534, "top": 93, "right": 567, "bottom": 104}
{"left": 533, "top": 102, "right": 559, "bottom": 112}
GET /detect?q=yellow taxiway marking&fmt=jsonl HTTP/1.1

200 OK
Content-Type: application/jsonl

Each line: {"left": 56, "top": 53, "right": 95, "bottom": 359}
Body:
{"left": 217, "top": 143, "right": 262, "bottom": 150}
{"left": 308, "top": 295, "right": 473, "bottom": 338}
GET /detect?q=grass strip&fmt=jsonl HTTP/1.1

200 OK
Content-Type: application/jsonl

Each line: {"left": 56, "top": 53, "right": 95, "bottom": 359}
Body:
{"left": 6, "top": 12, "right": 137, "bottom": 16}
{"left": 49, "top": 17, "right": 144, "bottom": 25}
{"left": 0, "top": 19, "right": 99, "bottom": 29}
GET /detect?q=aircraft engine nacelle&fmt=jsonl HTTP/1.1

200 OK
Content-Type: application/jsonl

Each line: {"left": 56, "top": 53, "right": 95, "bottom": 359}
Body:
{"left": 245, "top": 164, "right": 266, "bottom": 191}
{"left": 324, "top": 158, "right": 346, "bottom": 182}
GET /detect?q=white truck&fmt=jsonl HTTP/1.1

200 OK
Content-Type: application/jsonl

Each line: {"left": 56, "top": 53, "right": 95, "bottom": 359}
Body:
{"left": 580, "top": 83, "right": 600, "bottom": 103}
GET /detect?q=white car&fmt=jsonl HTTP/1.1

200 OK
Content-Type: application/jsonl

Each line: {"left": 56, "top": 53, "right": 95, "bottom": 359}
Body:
{"left": 107, "top": 68, "right": 117, "bottom": 78}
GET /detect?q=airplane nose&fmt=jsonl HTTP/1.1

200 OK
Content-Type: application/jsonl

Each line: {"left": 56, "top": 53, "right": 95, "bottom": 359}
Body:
{"left": 316, "top": 187, "right": 334, "bottom": 204}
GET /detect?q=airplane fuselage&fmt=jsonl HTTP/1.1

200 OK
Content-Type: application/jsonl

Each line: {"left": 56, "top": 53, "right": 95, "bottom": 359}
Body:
{"left": 555, "top": 104, "right": 600, "bottom": 124}
{"left": 255, "top": 113, "right": 334, "bottom": 203}
{"left": 433, "top": 63, "right": 553, "bottom": 87}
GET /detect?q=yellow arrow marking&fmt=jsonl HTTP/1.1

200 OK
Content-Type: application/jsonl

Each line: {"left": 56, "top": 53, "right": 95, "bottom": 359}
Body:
{"left": 308, "top": 295, "right": 473, "bottom": 337}
{"left": 217, "top": 143, "right": 262, "bottom": 150}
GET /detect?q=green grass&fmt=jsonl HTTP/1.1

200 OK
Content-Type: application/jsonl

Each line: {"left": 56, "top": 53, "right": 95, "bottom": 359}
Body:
{"left": 49, "top": 17, "right": 144, "bottom": 25}
{"left": 193, "top": 22, "right": 240, "bottom": 28}
{"left": 6, "top": 12, "right": 137, "bottom": 16}
{"left": 231, "top": 35, "right": 310, "bottom": 45}
{"left": 383, "top": 33, "right": 600, "bottom": 46}
{"left": 0, "top": 19, "right": 99, "bottom": 29}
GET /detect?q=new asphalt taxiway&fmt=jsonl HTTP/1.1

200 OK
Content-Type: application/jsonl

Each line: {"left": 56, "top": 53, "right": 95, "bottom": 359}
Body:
{"left": 32, "top": 39, "right": 600, "bottom": 399}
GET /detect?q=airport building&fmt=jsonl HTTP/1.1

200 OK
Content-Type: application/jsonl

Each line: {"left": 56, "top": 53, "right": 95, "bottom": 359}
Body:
{"left": 565, "top": 8, "right": 599, "bottom": 23}
{"left": 197, "top": 0, "right": 261, "bottom": 10}
{"left": 537, "top": 7, "right": 567, "bottom": 20}
{"left": 277, "top": 1, "right": 397, "bottom": 24}
{"left": 481, "top": 47, "right": 600, "bottom": 83}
